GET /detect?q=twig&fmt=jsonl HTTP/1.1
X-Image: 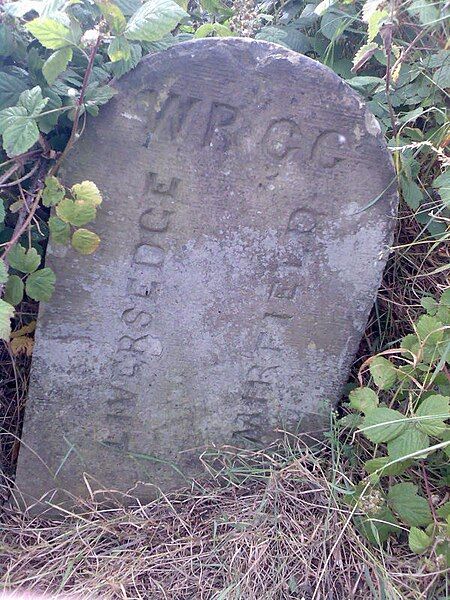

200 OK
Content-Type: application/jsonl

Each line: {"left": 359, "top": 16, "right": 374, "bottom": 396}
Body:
{"left": 0, "top": 161, "right": 41, "bottom": 190}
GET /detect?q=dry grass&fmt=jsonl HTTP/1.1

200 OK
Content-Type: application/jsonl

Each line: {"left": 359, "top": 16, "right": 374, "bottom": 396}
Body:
{"left": 1, "top": 436, "right": 445, "bottom": 600}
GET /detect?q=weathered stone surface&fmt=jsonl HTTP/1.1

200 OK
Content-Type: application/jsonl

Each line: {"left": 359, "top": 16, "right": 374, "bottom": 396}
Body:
{"left": 15, "top": 38, "right": 397, "bottom": 510}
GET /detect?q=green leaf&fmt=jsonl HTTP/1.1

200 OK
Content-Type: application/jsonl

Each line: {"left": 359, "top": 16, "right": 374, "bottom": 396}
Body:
{"left": 7, "top": 245, "right": 41, "bottom": 273}
{"left": 352, "top": 42, "right": 378, "bottom": 71}
{"left": 0, "top": 73, "right": 29, "bottom": 111}
{"left": 416, "top": 314, "right": 444, "bottom": 345}
{"left": 416, "top": 395, "right": 450, "bottom": 437}
{"left": 42, "top": 176, "right": 65, "bottom": 207}
{"left": 369, "top": 356, "right": 397, "bottom": 390}
{"left": 356, "top": 506, "right": 400, "bottom": 545}
{"left": 387, "top": 428, "right": 430, "bottom": 460}
{"left": 407, "top": 0, "right": 440, "bottom": 25}
{"left": 42, "top": 47, "right": 73, "bottom": 85}
{"left": 432, "top": 170, "right": 450, "bottom": 207}
{"left": 108, "top": 36, "right": 131, "bottom": 62}
{"left": 124, "top": 0, "right": 188, "bottom": 42}
{"left": 26, "top": 17, "right": 72, "bottom": 49}
{"left": 71, "top": 228, "right": 100, "bottom": 254}
{"left": 408, "top": 527, "right": 432, "bottom": 554}
{"left": 0, "top": 106, "right": 40, "bottom": 157}
{"left": 194, "top": 23, "right": 233, "bottom": 37}
{"left": 0, "top": 299, "right": 15, "bottom": 340}
{"left": 25, "top": 267, "right": 56, "bottom": 301}
{"left": 360, "top": 407, "right": 407, "bottom": 443}
{"left": 437, "top": 501, "right": 450, "bottom": 520}
{"left": 0, "top": 259, "right": 7, "bottom": 284}
{"left": 364, "top": 456, "right": 411, "bottom": 477}
{"left": 71, "top": 180, "right": 102, "bottom": 206}
{"left": 18, "top": 86, "right": 48, "bottom": 116}
{"left": 84, "top": 84, "right": 118, "bottom": 109}
{"left": 48, "top": 215, "right": 70, "bottom": 244}
{"left": 401, "top": 176, "right": 423, "bottom": 210}
{"left": 0, "top": 198, "right": 5, "bottom": 223}
{"left": 4, "top": 274, "right": 24, "bottom": 306}
{"left": 349, "top": 387, "right": 379, "bottom": 413}
{"left": 388, "top": 483, "right": 432, "bottom": 527}
{"left": 367, "top": 9, "right": 388, "bottom": 42}
{"left": 314, "top": 0, "right": 337, "bottom": 15}
{"left": 420, "top": 296, "right": 438, "bottom": 315}
{"left": 96, "top": 0, "right": 127, "bottom": 34}
{"left": 56, "top": 198, "right": 96, "bottom": 226}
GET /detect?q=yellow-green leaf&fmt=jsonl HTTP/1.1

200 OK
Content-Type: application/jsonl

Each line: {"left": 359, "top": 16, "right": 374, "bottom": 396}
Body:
{"left": 409, "top": 527, "right": 432, "bottom": 554}
{"left": 56, "top": 197, "right": 96, "bottom": 226}
{"left": 71, "top": 180, "right": 102, "bottom": 206}
{"left": 0, "top": 299, "right": 14, "bottom": 340}
{"left": 72, "top": 228, "right": 100, "bottom": 254}
{"left": 360, "top": 407, "right": 407, "bottom": 443}
{"left": 370, "top": 356, "right": 397, "bottom": 390}
{"left": 26, "top": 17, "right": 72, "bottom": 50}
{"left": 48, "top": 215, "right": 71, "bottom": 244}
{"left": 42, "top": 175, "right": 65, "bottom": 207}
{"left": 349, "top": 387, "right": 379, "bottom": 413}
{"left": 42, "top": 47, "right": 73, "bottom": 85}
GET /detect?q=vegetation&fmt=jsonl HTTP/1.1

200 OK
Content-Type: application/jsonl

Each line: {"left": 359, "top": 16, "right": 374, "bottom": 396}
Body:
{"left": 0, "top": 0, "right": 448, "bottom": 596}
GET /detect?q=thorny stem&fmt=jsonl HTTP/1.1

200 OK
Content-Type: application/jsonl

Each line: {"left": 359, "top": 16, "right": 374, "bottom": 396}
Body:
{"left": 50, "top": 35, "right": 102, "bottom": 178}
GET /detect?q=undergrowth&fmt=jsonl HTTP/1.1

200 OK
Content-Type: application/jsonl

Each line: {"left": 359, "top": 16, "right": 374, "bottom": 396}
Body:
{"left": 0, "top": 0, "right": 449, "bottom": 597}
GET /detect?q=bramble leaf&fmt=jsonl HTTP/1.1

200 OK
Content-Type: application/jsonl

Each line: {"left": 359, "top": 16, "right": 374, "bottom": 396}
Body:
{"left": 0, "top": 299, "right": 15, "bottom": 340}
{"left": 388, "top": 483, "right": 432, "bottom": 527}
{"left": 26, "top": 17, "right": 72, "bottom": 50}
{"left": 124, "top": 0, "right": 188, "bottom": 42}
{"left": 408, "top": 527, "right": 432, "bottom": 553}
{"left": 0, "top": 259, "right": 7, "bottom": 284}
{"left": 42, "top": 47, "right": 73, "bottom": 85}
{"left": 108, "top": 36, "right": 131, "bottom": 62}
{"left": 71, "top": 180, "right": 102, "bottom": 206}
{"left": 42, "top": 176, "right": 65, "bottom": 207}
{"left": 416, "top": 395, "right": 449, "bottom": 437}
{"left": 3, "top": 275, "right": 24, "bottom": 306}
{"left": 370, "top": 356, "right": 397, "bottom": 390}
{"left": 56, "top": 198, "right": 96, "bottom": 226}
{"left": 349, "top": 387, "right": 379, "bottom": 413}
{"left": 7, "top": 245, "right": 40, "bottom": 273}
{"left": 387, "top": 428, "right": 430, "bottom": 460}
{"left": 360, "top": 407, "right": 407, "bottom": 443}
{"left": 48, "top": 215, "right": 70, "bottom": 244}
{"left": 71, "top": 228, "right": 100, "bottom": 254}
{"left": 25, "top": 267, "right": 56, "bottom": 301}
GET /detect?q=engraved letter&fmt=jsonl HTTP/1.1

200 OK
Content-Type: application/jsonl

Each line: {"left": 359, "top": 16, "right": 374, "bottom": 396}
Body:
{"left": 203, "top": 102, "right": 237, "bottom": 149}
{"left": 133, "top": 244, "right": 165, "bottom": 267}
{"left": 139, "top": 207, "right": 172, "bottom": 232}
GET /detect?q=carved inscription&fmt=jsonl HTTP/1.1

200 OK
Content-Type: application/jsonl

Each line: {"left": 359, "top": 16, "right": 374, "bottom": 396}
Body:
{"left": 102, "top": 171, "right": 179, "bottom": 449}
{"left": 234, "top": 207, "right": 321, "bottom": 443}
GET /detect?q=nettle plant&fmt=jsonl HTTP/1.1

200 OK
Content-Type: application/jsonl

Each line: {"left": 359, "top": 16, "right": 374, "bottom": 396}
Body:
{"left": 342, "top": 289, "right": 450, "bottom": 566}
{"left": 0, "top": 0, "right": 194, "bottom": 342}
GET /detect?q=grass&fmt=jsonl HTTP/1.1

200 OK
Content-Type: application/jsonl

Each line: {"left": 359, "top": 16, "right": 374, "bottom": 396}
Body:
{"left": 1, "top": 432, "right": 444, "bottom": 599}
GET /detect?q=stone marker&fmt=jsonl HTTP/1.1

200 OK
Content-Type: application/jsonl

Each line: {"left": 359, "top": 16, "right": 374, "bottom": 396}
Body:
{"left": 15, "top": 38, "right": 397, "bottom": 510}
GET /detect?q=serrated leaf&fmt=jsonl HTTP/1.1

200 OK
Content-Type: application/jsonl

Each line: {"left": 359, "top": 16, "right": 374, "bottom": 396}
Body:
{"left": 42, "top": 176, "right": 65, "bottom": 207}
{"left": 416, "top": 395, "right": 449, "bottom": 437}
{"left": 18, "top": 86, "right": 48, "bottom": 117}
{"left": 25, "top": 267, "right": 56, "bottom": 301}
{"left": 56, "top": 198, "right": 96, "bottom": 226}
{"left": 388, "top": 483, "right": 432, "bottom": 527}
{"left": 71, "top": 228, "right": 100, "bottom": 254}
{"left": 437, "top": 501, "right": 450, "bottom": 520}
{"left": 367, "top": 9, "right": 388, "bottom": 42}
{"left": 0, "top": 299, "right": 15, "bottom": 340}
{"left": 420, "top": 296, "right": 438, "bottom": 315}
{"left": 408, "top": 527, "right": 432, "bottom": 553}
{"left": 0, "top": 73, "right": 29, "bottom": 111}
{"left": 356, "top": 506, "right": 400, "bottom": 545}
{"left": 84, "top": 83, "right": 118, "bottom": 108}
{"left": 48, "top": 215, "right": 70, "bottom": 244}
{"left": 71, "top": 180, "right": 102, "bottom": 206}
{"left": 96, "top": 0, "right": 127, "bottom": 34}
{"left": 349, "top": 387, "right": 379, "bottom": 413}
{"left": 11, "top": 335, "right": 34, "bottom": 356}
{"left": 352, "top": 42, "right": 378, "bottom": 72}
{"left": 364, "top": 456, "right": 411, "bottom": 476}
{"left": 0, "top": 198, "right": 5, "bottom": 223}
{"left": 416, "top": 314, "right": 444, "bottom": 345}
{"left": 360, "top": 407, "right": 407, "bottom": 443}
{"left": 26, "top": 17, "right": 72, "bottom": 49}
{"left": 0, "top": 259, "right": 7, "bottom": 284}
{"left": 3, "top": 275, "right": 24, "bottom": 306}
{"left": 7, "top": 245, "right": 41, "bottom": 273}
{"left": 387, "top": 428, "right": 430, "bottom": 460}
{"left": 401, "top": 176, "right": 423, "bottom": 210}
{"left": 370, "top": 356, "right": 397, "bottom": 390}
{"left": 194, "top": 23, "right": 233, "bottom": 37}
{"left": 42, "top": 47, "right": 73, "bottom": 85}
{"left": 108, "top": 36, "right": 131, "bottom": 62}
{"left": 0, "top": 105, "right": 40, "bottom": 157}
{"left": 314, "top": 0, "right": 337, "bottom": 15}
{"left": 124, "top": 0, "right": 188, "bottom": 42}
